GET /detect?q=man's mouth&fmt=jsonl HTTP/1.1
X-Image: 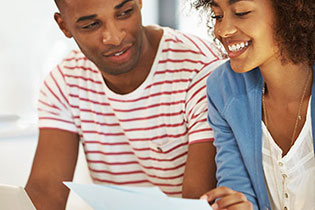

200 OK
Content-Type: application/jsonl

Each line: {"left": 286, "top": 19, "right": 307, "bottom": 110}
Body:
{"left": 102, "top": 45, "right": 133, "bottom": 63}
{"left": 104, "top": 46, "right": 131, "bottom": 57}
{"left": 113, "top": 49, "right": 126, "bottom": 56}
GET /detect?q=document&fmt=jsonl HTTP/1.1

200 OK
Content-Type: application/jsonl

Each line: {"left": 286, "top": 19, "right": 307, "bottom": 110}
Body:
{"left": 0, "top": 184, "right": 36, "bottom": 210}
{"left": 64, "top": 182, "right": 212, "bottom": 210}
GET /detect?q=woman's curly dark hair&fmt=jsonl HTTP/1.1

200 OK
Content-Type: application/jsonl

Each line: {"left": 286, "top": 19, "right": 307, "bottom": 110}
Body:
{"left": 192, "top": 0, "right": 315, "bottom": 67}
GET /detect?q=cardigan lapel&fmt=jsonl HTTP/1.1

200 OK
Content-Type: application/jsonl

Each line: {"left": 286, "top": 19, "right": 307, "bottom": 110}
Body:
{"left": 311, "top": 62, "right": 315, "bottom": 154}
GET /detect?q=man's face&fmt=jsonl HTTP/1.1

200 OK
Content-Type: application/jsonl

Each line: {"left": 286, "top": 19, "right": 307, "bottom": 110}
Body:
{"left": 55, "top": 0, "right": 143, "bottom": 75}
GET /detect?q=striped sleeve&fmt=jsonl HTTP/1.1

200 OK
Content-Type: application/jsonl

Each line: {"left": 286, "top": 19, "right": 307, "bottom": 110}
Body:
{"left": 38, "top": 63, "right": 79, "bottom": 134}
{"left": 185, "top": 59, "right": 225, "bottom": 145}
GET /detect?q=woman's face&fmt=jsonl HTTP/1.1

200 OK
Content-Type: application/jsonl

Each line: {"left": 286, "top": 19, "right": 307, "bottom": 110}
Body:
{"left": 212, "top": 0, "right": 280, "bottom": 73}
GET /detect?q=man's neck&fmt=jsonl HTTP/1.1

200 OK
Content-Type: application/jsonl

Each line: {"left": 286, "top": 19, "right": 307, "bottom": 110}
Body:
{"left": 102, "top": 26, "right": 163, "bottom": 95}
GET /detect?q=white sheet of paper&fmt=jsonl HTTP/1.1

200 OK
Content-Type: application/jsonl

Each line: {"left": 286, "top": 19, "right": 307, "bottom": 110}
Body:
{"left": 0, "top": 184, "right": 36, "bottom": 210}
{"left": 64, "top": 182, "right": 212, "bottom": 210}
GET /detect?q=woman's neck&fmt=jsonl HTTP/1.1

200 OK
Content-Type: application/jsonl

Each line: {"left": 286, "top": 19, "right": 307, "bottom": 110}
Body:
{"left": 260, "top": 60, "right": 313, "bottom": 103}
{"left": 260, "top": 59, "right": 313, "bottom": 155}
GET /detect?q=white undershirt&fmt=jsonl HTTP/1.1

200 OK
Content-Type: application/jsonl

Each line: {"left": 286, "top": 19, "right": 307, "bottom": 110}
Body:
{"left": 262, "top": 100, "right": 315, "bottom": 210}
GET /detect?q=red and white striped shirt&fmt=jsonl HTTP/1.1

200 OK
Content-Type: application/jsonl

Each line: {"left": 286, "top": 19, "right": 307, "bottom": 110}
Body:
{"left": 38, "top": 26, "right": 222, "bottom": 197}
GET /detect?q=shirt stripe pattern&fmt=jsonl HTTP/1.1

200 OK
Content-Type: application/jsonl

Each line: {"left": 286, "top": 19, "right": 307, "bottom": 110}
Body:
{"left": 38, "top": 27, "right": 222, "bottom": 197}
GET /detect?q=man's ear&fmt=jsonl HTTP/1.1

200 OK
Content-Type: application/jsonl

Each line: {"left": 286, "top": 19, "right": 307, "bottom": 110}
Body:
{"left": 138, "top": 0, "right": 142, "bottom": 9}
{"left": 54, "top": 12, "right": 73, "bottom": 38}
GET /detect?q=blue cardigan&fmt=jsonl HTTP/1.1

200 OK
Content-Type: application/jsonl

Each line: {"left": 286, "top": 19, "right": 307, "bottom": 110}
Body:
{"left": 206, "top": 61, "right": 315, "bottom": 210}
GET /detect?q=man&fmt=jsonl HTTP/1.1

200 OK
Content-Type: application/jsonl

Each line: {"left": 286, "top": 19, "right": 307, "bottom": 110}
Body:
{"left": 25, "top": 0, "right": 223, "bottom": 209}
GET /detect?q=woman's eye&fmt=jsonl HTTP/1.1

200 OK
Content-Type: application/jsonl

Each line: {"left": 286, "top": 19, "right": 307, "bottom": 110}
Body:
{"left": 211, "top": 15, "right": 223, "bottom": 21}
{"left": 82, "top": 22, "right": 100, "bottom": 30}
{"left": 235, "top": 11, "right": 251, "bottom": 17}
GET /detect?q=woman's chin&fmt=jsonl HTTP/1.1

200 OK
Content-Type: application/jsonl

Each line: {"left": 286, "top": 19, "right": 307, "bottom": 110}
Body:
{"left": 229, "top": 61, "right": 257, "bottom": 74}
{"left": 230, "top": 64, "right": 249, "bottom": 73}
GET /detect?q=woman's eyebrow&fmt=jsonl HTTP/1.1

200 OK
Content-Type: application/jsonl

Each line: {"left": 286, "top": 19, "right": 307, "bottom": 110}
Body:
{"left": 212, "top": 0, "right": 253, "bottom": 7}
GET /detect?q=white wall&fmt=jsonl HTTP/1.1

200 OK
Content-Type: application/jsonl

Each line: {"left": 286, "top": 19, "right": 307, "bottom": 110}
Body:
{"left": 178, "top": 1, "right": 211, "bottom": 40}
{"left": 0, "top": 1, "right": 211, "bottom": 209}
{"left": 0, "top": 1, "right": 73, "bottom": 120}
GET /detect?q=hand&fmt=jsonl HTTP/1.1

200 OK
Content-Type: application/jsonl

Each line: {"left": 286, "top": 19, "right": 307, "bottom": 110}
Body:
{"left": 200, "top": 186, "right": 253, "bottom": 210}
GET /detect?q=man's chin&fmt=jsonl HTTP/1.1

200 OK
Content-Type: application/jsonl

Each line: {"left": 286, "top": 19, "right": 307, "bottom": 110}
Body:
{"left": 98, "top": 65, "right": 134, "bottom": 76}
{"left": 96, "top": 53, "right": 139, "bottom": 76}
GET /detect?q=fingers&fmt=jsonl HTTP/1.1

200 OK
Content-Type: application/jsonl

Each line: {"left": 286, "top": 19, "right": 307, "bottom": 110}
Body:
{"left": 212, "top": 193, "right": 252, "bottom": 210}
{"left": 223, "top": 201, "right": 252, "bottom": 210}
{"left": 200, "top": 186, "right": 235, "bottom": 202}
{"left": 200, "top": 186, "right": 253, "bottom": 210}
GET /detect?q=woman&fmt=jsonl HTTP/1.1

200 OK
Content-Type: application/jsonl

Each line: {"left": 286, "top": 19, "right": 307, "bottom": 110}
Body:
{"left": 193, "top": 0, "right": 315, "bottom": 209}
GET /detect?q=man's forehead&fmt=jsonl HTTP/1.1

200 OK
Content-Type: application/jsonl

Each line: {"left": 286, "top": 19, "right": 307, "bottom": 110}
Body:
{"left": 62, "top": 0, "right": 136, "bottom": 8}
{"left": 58, "top": 0, "right": 141, "bottom": 21}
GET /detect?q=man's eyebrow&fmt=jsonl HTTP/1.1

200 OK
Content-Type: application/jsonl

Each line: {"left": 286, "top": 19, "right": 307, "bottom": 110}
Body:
{"left": 75, "top": 0, "right": 133, "bottom": 22}
{"left": 76, "top": 14, "right": 97, "bottom": 23}
{"left": 114, "top": 0, "right": 132, "bottom": 9}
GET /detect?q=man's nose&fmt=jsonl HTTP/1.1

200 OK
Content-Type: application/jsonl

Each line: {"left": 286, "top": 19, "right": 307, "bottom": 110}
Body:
{"left": 102, "top": 22, "right": 126, "bottom": 46}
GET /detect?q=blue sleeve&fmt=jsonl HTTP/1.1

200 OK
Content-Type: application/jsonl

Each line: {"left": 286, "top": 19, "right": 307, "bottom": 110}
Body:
{"left": 206, "top": 83, "right": 259, "bottom": 210}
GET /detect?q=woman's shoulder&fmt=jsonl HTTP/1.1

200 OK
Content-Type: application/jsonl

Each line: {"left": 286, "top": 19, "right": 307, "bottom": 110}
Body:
{"left": 207, "top": 60, "right": 246, "bottom": 95}
{"left": 206, "top": 60, "right": 262, "bottom": 106}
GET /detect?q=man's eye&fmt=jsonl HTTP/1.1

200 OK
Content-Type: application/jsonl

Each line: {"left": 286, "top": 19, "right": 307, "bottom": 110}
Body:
{"left": 235, "top": 11, "right": 251, "bottom": 17}
{"left": 117, "top": 8, "right": 133, "bottom": 18}
{"left": 82, "top": 22, "right": 100, "bottom": 29}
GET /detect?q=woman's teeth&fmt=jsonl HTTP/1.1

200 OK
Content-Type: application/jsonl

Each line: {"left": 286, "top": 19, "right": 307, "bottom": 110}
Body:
{"left": 228, "top": 42, "right": 249, "bottom": 52}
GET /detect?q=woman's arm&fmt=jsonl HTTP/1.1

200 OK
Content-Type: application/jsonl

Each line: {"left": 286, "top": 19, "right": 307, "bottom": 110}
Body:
{"left": 206, "top": 88, "right": 258, "bottom": 209}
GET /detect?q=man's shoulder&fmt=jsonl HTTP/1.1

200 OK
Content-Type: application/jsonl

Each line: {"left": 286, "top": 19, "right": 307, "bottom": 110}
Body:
{"left": 52, "top": 50, "right": 98, "bottom": 75}
{"left": 148, "top": 26, "right": 224, "bottom": 83}
{"left": 60, "top": 50, "right": 89, "bottom": 65}
{"left": 166, "top": 28, "right": 223, "bottom": 59}
{"left": 43, "top": 49, "right": 101, "bottom": 88}
{"left": 161, "top": 27, "right": 223, "bottom": 60}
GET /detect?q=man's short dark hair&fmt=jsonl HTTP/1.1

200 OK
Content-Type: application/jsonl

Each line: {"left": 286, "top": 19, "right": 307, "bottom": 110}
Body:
{"left": 54, "top": 0, "right": 63, "bottom": 11}
{"left": 54, "top": 0, "right": 61, "bottom": 5}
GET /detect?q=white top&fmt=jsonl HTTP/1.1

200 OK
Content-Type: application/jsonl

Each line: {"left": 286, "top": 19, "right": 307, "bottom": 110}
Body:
{"left": 262, "top": 100, "right": 315, "bottom": 210}
{"left": 38, "top": 26, "right": 223, "bottom": 197}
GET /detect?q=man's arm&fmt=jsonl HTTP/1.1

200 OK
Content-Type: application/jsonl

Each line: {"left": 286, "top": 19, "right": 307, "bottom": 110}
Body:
{"left": 182, "top": 141, "right": 216, "bottom": 199}
{"left": 181, "top": 59, "right": 221, "bottom": 199}
{"left": 25, "top": 129, "right": 79, "bottom": 210}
